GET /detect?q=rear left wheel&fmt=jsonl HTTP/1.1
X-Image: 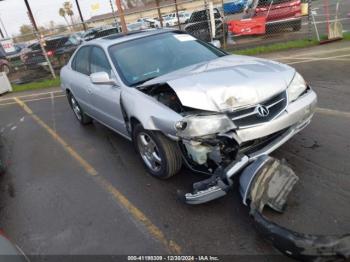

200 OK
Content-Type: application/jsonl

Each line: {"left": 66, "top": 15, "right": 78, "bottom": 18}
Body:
{"left": 67, "top": 92, "right": 92, "bottom": 125}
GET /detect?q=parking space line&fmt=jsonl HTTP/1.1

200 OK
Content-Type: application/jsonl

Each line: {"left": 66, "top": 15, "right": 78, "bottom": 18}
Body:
{"left": 316, "top": 107, "right": 350, "bottom": 118}
{"left": 13, "top": 97, "right": 182, "bottom": 255}
{"left": 0, "top": 90, "right": 63, "bottom": 102}
{"left": 286, "top": 54, "right": 350, "bottom": 65}
{"left": 271, "top": 46, "right": 350, "bottom": 60}
{"left": 0, "top": 95, "right": 66, "bottom": 106}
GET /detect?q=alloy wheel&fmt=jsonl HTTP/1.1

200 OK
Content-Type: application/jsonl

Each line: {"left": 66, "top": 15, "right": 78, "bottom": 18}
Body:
{"left": 137, "top": 132, "right": 162, "bottom": 172}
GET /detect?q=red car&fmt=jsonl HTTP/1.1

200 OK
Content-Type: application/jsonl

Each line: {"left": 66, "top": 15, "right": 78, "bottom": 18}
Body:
{"left": 254, "top": 0, "right": 302, "bottom": 31}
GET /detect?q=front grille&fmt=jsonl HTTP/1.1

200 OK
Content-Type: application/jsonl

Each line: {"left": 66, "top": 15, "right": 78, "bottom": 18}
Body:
{"left": 239, "top": 128, "right": 289, "bottom": 155}
{"left": 228, "top": 91, "right": 287, "bottom": 127}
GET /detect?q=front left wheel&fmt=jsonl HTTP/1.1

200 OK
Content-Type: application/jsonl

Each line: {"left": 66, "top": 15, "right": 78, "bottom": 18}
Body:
{"left": 133, "top": 124, "right": 182, "bottom": 179}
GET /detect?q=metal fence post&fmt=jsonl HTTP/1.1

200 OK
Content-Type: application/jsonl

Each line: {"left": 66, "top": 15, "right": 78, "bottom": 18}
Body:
{"left": 24, "top": 0, "right": 56, "bottom": 79}
{"left": 109, "top": 0, "right": 118, "bottom": 26}
{"left": 204, "top": 0, "right": 213, "bottom": 41}
{"left": 308, "top": 0, "right": 312, "bottom": 41}
{"left": 174, "top": 0, "right": 181, "bottom": 30}
{"left": 155, "top": 0, "right": 163, "bottom": 28}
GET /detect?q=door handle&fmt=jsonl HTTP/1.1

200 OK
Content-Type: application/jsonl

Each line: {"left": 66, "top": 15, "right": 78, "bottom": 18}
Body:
{"left": 87, "top": 88, "right": 92, "bottom": 95}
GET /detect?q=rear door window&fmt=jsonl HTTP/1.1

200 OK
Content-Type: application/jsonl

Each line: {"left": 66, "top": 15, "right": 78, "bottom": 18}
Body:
{"left": 72, "top": 46, "right": 90, "bottom": 75}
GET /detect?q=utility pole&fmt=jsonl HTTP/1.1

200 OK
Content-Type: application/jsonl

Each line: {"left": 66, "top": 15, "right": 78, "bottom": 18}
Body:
{"left": 115, "top": 0, "right": 127, "bottom": 33}
{"left": 24, "top": 0, "right": 38, "bottom": 31}
{"left": 75, "top": 0, "right": 87, "bottom": 31}
{"left": 24, "top": 0, "right": 56, "bottom": 79}
{"left": 0, "top": 15, "right": 8, "bottom": 38}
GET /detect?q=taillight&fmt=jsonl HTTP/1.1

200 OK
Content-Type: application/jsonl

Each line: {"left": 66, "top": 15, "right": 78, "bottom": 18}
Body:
{"left": 47, "top": 50, "right": 54, "bottom": 57}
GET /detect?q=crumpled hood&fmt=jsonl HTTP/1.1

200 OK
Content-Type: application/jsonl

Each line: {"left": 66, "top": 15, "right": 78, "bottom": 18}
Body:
{"left": 143, "top": 55, "right": 296, "bottom": 112}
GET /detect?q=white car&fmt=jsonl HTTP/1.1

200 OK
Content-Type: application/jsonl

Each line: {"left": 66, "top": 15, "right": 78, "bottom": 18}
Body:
{"left": 178, "top": 11, "right": 192, "bottom": 24}
{"left": 137, "top": 18, "right": 161, "bottom": 28}
{"left": 163, "top": 13, "right": 178, "bottom": 27}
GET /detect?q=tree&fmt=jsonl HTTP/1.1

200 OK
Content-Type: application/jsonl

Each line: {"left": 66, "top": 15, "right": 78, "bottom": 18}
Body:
{"left": 17, "top": 24, "right": 36, "bottom": 42}
{"left": 19, "top": 24, "right": 33, "bottom": 35}
{"left": 59, "top": 7, "right": 70, "bottom": 29}
{"left": 63, "top": 2, "right": 75, "bottom": 28}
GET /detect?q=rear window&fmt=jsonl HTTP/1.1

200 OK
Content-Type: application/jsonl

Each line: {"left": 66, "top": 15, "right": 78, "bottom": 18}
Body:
{"left": 189, "top": 9, "right": 220, "bottom": 22}
{"left": 95, "top": 28, "right": 119, "bottom": 39}
{"left": 45, "top": 37, "right": 69, "bottom": 50}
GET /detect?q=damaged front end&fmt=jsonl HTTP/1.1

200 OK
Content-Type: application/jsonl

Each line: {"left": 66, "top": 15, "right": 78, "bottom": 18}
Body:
{"left": 138, "top": 81, "right": 349, "bottom": 261}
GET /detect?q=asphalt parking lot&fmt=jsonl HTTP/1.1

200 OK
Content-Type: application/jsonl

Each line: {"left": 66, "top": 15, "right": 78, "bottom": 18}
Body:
{"left": 0, "top": 41, "right": 349, "bottom": 260}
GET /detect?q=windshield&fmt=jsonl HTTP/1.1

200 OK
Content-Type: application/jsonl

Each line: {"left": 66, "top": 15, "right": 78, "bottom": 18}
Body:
{"left": 108, "top": 32, "right": 226, "bottom": 86}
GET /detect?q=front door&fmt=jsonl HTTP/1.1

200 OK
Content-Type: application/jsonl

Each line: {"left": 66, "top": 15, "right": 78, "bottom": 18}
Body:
{"left": 88, "top": 46, "right": 127, "bottom": 135}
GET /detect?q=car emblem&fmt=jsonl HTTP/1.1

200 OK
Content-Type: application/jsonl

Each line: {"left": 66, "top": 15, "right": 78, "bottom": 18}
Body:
{"left": 256, "top": 105, "right": 269, "bottom": 117}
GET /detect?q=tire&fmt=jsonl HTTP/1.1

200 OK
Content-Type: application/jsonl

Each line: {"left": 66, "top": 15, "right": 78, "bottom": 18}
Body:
{"left": 67, "top": 92, "right": 92, "bottom": 125}
{"left": 0, "top": 64, "right": 10, "bottom": 75}
{"left": 133, "top": 124, "right": 182, "bottom": 179}
{"left": 292, "top": 21, "right": 302, "bottom": 31}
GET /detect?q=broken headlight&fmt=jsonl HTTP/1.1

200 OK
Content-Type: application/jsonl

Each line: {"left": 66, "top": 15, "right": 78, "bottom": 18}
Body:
{"left": 175, "top": 114, "right": 236, "bottom": 138}
{"left": 287, "top": 72, "right": 307, "bottom": 102}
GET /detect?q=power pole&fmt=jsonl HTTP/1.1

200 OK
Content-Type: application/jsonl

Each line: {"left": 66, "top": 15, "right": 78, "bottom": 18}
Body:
{"left": 115, "top": 0, "right": 127, "bottom": 33}
{"left": 75, "top": 0, "right": 87, "bottom": 31}
{"left": 24, "top": 0, "right": 38, "bottom": 31}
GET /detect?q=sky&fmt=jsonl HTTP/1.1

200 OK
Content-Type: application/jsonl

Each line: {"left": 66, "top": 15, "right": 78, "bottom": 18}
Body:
{"left": 0, "top": 0, "right": 116, "bottom": 36}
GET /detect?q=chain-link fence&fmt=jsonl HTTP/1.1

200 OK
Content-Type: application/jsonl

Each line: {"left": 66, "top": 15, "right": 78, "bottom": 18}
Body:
{"left": 0, "top": 0, "right": 348, "bottom": 87}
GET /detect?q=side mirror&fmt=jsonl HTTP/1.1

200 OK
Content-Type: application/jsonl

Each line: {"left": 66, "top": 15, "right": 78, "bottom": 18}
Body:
{"left": 210, "top": 40, "right": 221, "bottom": 49}
{"left": 90, "top": 72, "right": 118, "bottom": 86}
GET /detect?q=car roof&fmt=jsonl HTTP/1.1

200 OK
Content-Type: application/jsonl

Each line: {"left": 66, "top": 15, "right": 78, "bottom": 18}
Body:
{"left": 87, "top": 28, "right": 177, "bottom": 47}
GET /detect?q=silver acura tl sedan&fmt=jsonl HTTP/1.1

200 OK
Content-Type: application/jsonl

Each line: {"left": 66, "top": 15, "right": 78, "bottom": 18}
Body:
{"left": 60, "top": 29, "right": 317, "bottom": 181}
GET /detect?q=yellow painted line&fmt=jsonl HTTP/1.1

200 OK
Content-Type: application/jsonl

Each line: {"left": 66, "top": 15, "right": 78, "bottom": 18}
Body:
{"left": 0, "top": 90, "right": 63, "bottom": 102}
{"left": 13, "top": 97, "right": 182, "bottom": 254}
{"left": 0, "top": 95, "right": 66, "bottom": 106}
{"left": 14, "top": 97, "right": 98, "bottom": 176}
{"left": 316, "top": 107, "right": 350, "bottom": 118}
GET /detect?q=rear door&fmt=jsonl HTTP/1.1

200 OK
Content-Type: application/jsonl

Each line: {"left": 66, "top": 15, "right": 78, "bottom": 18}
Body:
{"left": 88, "top": 46, "right": 127, "bottom": 135}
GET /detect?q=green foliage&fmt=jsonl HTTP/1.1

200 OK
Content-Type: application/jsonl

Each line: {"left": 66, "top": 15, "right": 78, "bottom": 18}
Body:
{"left": 12, "top": 78, "right": 61, "bottom": 93}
